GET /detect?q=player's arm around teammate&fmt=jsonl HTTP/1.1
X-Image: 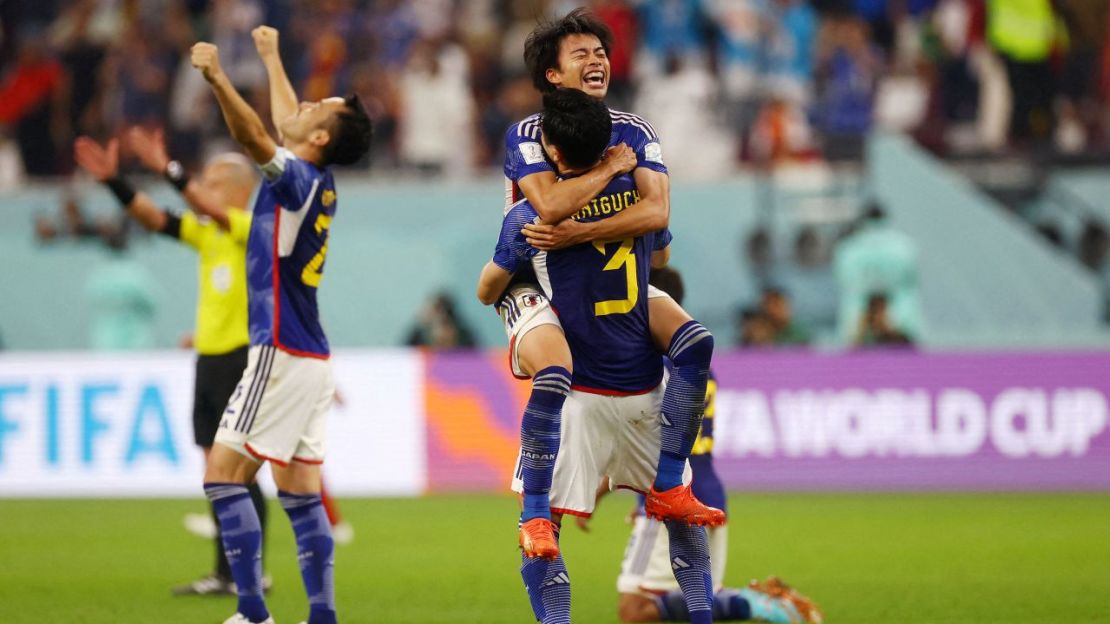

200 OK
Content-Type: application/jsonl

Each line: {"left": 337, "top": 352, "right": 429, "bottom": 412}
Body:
{"left": 513, "top": 9, "right": 721, "bottom": 526}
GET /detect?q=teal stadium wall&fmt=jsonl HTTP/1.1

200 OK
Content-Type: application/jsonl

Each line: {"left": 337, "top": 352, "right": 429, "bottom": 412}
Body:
{"left": 0, "top": 177, "right": 761, "bottom": 350}
{"left": 3, "top": 135, "right": 1108, "bottom": 351}
{"left": 868, "top": 133, "right": 1110, "bottom": 348}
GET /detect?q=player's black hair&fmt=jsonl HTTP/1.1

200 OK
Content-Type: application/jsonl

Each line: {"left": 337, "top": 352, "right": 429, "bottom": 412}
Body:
{"left": 649, "top": 267, "right": 685, "bottom": 306}
{"left": 524, "top": 7, "right": 613, "bottom": 94}
{"left": 322, "top": 94, "right": 373, "bottom": 167}
{"left": 541, "top": 88, "right": 611, "bottom": 171}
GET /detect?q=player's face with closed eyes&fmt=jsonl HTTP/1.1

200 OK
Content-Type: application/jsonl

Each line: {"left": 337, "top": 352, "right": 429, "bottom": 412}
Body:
{"left": 279, "top": 97, "right": 346, "bottom": 145}
{"left": 547, "top": 33, "right": 609, "bottom": 99}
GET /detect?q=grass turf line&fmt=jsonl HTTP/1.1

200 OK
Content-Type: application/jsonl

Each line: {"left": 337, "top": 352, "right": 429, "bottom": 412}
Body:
{"left": 0, "top": 493, "right": 1108, "bottom": 623}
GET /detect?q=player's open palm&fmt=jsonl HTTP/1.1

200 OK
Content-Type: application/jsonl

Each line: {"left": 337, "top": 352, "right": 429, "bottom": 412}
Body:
{"left": 251, "top": 26, "right": 280, "bottom": 58}
{"left": 126, "top": 126, "right": 169, "bottom": 173}
{"left": 73, "top": 137, "right": 118, "bottom": 182}
{"left": 191, "top": 42, "right": 223, "bottom": 81}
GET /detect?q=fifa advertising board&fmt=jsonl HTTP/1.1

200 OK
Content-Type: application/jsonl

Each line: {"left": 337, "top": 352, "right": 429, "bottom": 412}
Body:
{"left": 2, "top": 350, "right": 1108, "bottom": 496}
{"left": 0, "top": 350, "right": 424, "bottom": 497}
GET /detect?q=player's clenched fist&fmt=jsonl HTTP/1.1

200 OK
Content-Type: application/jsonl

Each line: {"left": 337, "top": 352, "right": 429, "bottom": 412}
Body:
{"left": 604, "top": 143, "right": 636, "bottom": 176}
{"left": 191, "top": 42, "right": 223, "bottom": 81}
{"left": 252, "top": 26, "right": 280, "bottom": 58}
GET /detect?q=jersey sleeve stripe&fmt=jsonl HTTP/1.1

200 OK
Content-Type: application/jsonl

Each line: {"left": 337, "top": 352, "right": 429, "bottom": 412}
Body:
{"left": 611, "top": 112, "right": 659, "bottom": 140}
{"left": 276, "top": 178, "right": 320, "bottom": 258}
{"left": 516, "top": 114, "right": 541, "bottom": 137}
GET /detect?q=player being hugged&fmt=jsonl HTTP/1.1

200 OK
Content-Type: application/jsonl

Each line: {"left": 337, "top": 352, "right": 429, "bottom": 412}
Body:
{"left": 502, "top": 8, "right": 724, "bottom": 556}
{"left": 191, "top": 26, "right": 371, "bottom": 624}
{"left": 480, "top": 88, "right": 714, "bottom": 624}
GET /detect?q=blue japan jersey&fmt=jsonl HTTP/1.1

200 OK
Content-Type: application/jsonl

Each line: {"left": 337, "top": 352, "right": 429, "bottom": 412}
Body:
{"left": 503, "top": 108, "right": 668, "bottom": 207}
{"left": 492, "top": 174, "right": 673, "bottom": 394}
{"left": 247, "top": 148, "right": 336, "bottom": 358}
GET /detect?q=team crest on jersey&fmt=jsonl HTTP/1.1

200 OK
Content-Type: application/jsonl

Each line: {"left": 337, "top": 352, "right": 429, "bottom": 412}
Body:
{"left": 321, "top": 189, "right": 336, "bottom": 207}
{"left": 519, "top": 142, "right": 545, "bottom": 165}
{"left": 522, "top": 293, "right": 544, "bottom": 308}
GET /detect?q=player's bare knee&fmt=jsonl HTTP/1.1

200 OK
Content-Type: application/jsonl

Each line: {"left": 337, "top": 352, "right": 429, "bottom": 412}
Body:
{"left": 518, "top": 325, "right": 572, "bottom": 376}
{"left": 617, "top": 594, "right": 660, "bottom": 622}
{"left": 204, "top": 443, "right": 260, "bottom": 484}
{"left": 272, "top": 461, "right": 321, "bottom": 494}
{"left": 648, "top": 296, "right": 693, "bottom": 352}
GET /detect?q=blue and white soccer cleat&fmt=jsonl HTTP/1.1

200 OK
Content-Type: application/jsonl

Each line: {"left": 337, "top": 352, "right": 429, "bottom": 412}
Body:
{"left": 748, "top": 576, "right": 824, "bottom": 624}
{"left": 736, "top": 586, "right": 803, "bottom": 623}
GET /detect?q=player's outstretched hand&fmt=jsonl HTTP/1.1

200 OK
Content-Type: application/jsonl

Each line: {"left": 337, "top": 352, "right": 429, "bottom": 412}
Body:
{"left": 126, "top": 126, "right": 170, "bottom": 173}
{"left": 604, "top": 143, "right": 636, "bottom": 176}
{"left": 523, "top": 218, "right": 588, "bottom": 251}
{"left": 73, "top": 136, "right": 119, "bottom": 182}
{"left": 191, "top": 42, "right": 223, "bottom": 82}
{"left": 251, "top": 26, "right": 280, "bottom": 59}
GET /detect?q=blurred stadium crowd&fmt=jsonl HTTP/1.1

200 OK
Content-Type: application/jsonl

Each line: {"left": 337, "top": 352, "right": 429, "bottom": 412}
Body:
{"left": 2, "top": 0, "right": 1109, "bottom": 185}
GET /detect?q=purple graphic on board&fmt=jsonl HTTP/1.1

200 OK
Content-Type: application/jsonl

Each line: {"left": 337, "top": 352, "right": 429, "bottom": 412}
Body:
{"left": 707, "top": 351, "right": 1110, "bottom": 490}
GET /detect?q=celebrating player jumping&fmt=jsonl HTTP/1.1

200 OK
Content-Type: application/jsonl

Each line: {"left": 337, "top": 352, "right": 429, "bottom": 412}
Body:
{"left": 492, "top": 6, "right": 719, "bottom": 559}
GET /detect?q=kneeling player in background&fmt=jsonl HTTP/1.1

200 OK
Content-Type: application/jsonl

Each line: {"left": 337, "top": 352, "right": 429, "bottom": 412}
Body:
{"left": 598, "top": 268, "right": 823, "bottom": 624}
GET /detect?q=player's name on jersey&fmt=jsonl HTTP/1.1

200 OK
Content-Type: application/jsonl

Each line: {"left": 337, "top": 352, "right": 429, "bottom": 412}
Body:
{"left": 573, "top": 189, "right": 641, "bottom": 221}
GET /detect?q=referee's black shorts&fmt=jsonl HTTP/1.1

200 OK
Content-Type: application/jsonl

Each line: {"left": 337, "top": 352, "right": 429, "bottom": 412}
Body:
{"left": 193, "top": 345, "right": 249, "bottom": 447}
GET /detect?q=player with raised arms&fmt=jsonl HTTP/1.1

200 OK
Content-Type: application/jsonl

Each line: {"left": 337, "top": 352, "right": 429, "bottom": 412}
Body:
{"left": 496, "top": 7, "right": 723, "bottom": 561}
{"left": 190, "top": 24, "right": 370, "bottom": 624}
{"left": 479, "top": 87, "right": 716, "bottom": 624}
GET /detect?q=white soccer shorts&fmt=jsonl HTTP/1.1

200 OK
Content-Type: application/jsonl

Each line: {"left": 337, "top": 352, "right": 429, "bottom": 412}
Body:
{"left": 646, "top": 284, "right": 672, "bottom": 300}
{"left": 511, "top": 384, "right": 691, "bottom": 517}
{"left": 215, "top": 344, "right": 335, "bottom": 466}
{"left": 617, "top": 517, "right": 729, "bottom": 595}
{"left": 498, "top": 283, "right": 562, "bottom": 379}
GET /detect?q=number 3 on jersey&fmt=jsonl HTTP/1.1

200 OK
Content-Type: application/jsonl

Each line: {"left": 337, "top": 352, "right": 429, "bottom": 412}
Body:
{"left": 593, "top": 238, "right": 638, "bottom": 316}
{"left": 301, "top": 213, "right": 332, "bottom": 287}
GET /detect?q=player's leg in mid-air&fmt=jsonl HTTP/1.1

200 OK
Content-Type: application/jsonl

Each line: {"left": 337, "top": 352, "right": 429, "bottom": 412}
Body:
{"left": 511, "top": 8, "right": 721, "bottom": 529}
{"left": 500, "top": 284, "right": 573, "bottom": 560}
{"left": 644, "top": 291, "right": 721, "bottom": 527}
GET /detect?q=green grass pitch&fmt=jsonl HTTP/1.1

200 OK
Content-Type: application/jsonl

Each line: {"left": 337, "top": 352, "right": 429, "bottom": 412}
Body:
{"left": 1, "top": 493, "right": 1108, "bottom": 623}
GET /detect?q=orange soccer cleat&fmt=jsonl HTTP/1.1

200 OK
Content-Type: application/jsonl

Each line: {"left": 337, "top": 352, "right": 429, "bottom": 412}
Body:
{"left": 644, "top": 484, "right": 726, "bottom": 527}
{"left": 519, "top": 518, "right": 560, "bottom": 560}
{"left": 749, "top": 576, "right": 824, "bottom": 624}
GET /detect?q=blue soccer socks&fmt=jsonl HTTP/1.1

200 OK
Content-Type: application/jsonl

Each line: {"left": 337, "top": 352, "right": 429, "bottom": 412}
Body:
{"left": 205, "top": 483, "right": 269, "bottom": 623}
{"left": 520, "top": 523, "right": 571, "bottom": 624}
{"left": 655, "top": 321, "right": 714, "bottom": 491}
{"left": 279, "top": 491, "right": 337, "bottom": 624}
{"left": 665, "top": 520, "right": 714, "bottom": 624}
{"left": 520, "top": 366, "right": 571, "bottom": 522}
{"left": 521, "top": 552, "right": 572, "bottom": 624}
{"left": 657, "top": 588, "right": 757, "bottom": 621}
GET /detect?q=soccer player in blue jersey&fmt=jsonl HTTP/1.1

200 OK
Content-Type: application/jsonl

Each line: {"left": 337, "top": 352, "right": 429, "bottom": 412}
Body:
{"left": 190, "top": 25, "right": 371, "bottom": 624}
{"left": 480, "top": 87, "right": 717, "bottom": 624}
{"left": 609, "top": 267, "right": 823, "bottom": 624}
{"left": 499, "top": 9, "right": 723, "bottom": 553}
